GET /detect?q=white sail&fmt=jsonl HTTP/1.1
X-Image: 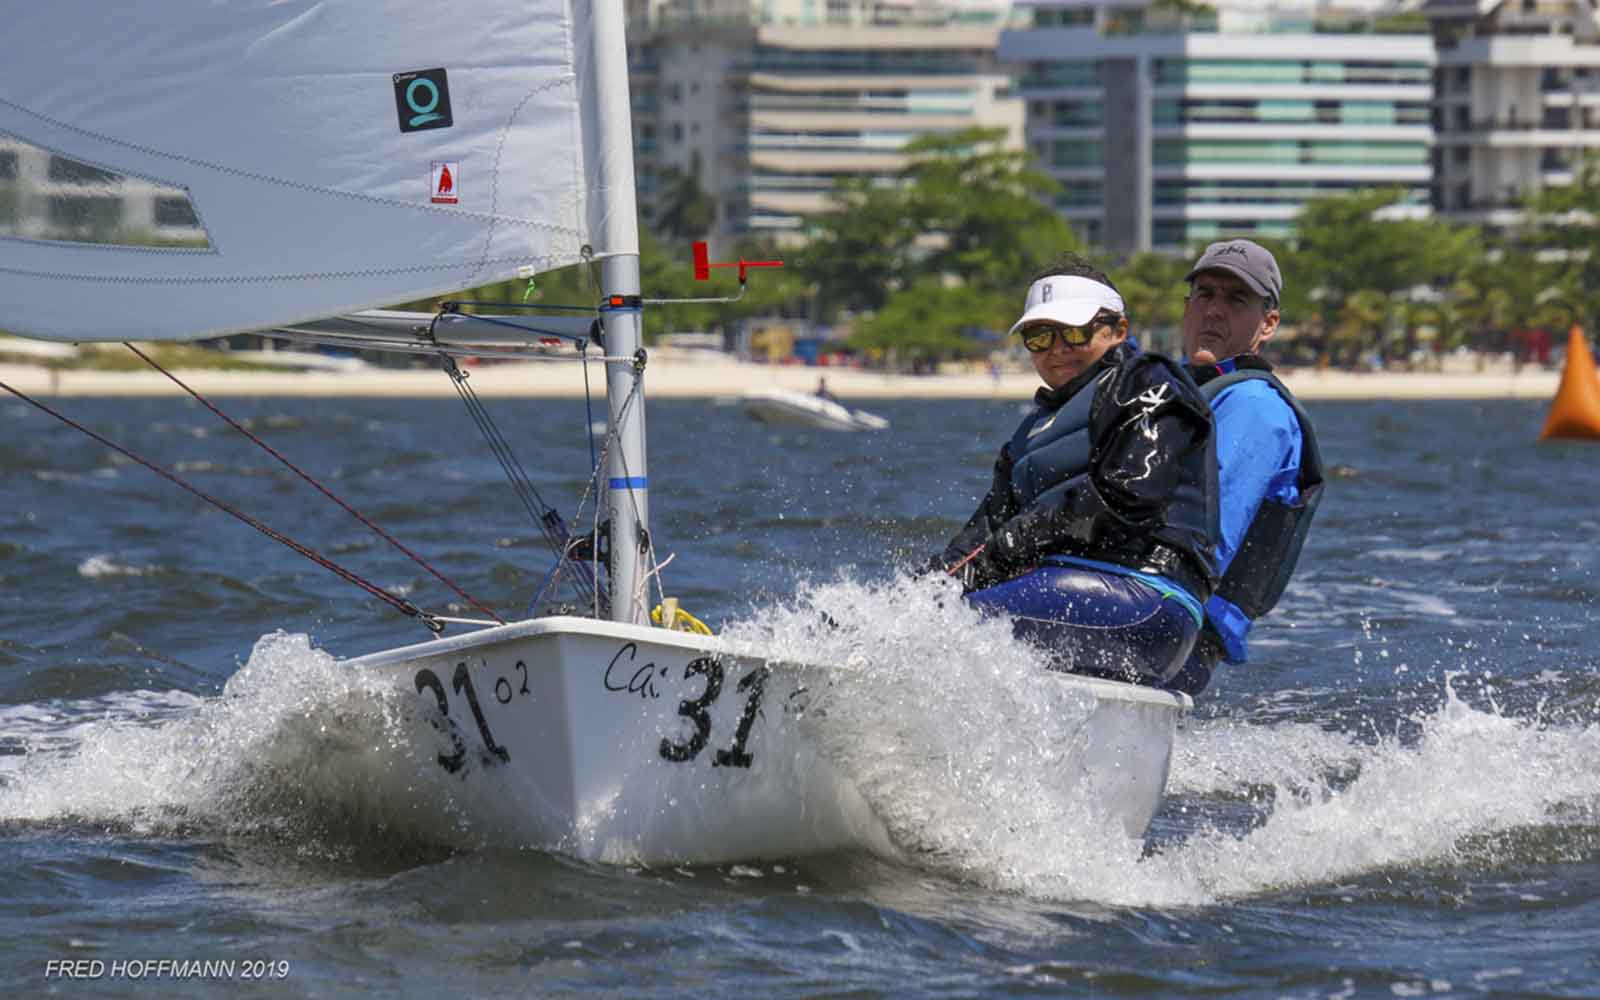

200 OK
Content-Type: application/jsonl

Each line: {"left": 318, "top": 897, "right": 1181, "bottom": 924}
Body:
{"left": 0, "top": 1, "right": 629, "bottom": 343}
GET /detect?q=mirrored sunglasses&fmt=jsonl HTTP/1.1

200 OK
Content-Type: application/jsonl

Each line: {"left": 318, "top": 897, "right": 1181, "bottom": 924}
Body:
{"left": 1019, "top": 316, "right": 1116, "bottom": 353}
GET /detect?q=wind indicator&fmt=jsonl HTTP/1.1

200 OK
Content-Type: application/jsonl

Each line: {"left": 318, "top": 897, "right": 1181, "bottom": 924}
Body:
{"left": 692, "top": 241, "right": 783, "bottom": 285}
{"left": 647, "top": 242, "right": 784, "bottom": 306}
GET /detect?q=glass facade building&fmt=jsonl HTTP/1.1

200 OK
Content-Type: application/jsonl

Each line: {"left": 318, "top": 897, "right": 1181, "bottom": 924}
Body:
{"left": 1001, "top": 1, "right": 1434, "bottom": 252}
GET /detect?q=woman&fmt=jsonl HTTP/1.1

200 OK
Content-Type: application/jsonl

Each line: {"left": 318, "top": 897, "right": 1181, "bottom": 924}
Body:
{"left": 932, "top": 255, "right": 1219, "bottom": 688}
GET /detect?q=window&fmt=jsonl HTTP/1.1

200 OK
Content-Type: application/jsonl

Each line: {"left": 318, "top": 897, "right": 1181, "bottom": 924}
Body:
{"left": 48, "top": 156, "right": 119, "bottom": 185}
{"left": 48, "top": 195, "right": 121, "bottom": 236}
{"left": 2, "top": 138, "right": 210, "bottom": 247}
{"left": 154, "top": 197, "right": 199, "bottom": 227}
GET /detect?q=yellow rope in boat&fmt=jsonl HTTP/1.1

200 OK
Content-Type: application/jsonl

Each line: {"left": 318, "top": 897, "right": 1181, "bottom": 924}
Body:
{"left": 651, "top": 599, "right": 713, "bottom": 635}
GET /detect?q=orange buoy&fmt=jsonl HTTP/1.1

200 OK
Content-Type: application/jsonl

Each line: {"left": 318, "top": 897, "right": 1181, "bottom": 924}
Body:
{"left": 1539, "top": 325, "right": 1600, "bottom": 441}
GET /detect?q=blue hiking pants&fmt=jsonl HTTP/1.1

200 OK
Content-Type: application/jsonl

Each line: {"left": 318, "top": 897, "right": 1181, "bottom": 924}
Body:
{"left": 965, "top": 563, "right": 1200, "bottom": 688}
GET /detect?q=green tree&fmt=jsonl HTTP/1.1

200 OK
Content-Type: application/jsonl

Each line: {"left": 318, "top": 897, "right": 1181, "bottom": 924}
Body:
{"left": 899, "top": 127, "right": 1080, "bottom": 294}
{"left": 1294, "top": 187, "right": 1481, "bottom": 365}
{"left": 803, "top": 127, "right": 1079, "bottom": 365}
{"left": 798, "top": 129, "right": 1079, "bottom": 313}
{"left": 849, "top": 279, "right": 1006, "bottom": 365}
{"left": 1525, "top": 152, "right": 1600, "bottom": 333}
{"left": 1113, "top": 250, "right": 1189, "bottom": 355}
{"left": 650, "top": 166, "right": 717, "bottom": 245}
{"left": 797, "top": 176, "right": 920, "bottom": 320}
{"left": 1333, "top": 289, "right": 1390, "bottom": 367}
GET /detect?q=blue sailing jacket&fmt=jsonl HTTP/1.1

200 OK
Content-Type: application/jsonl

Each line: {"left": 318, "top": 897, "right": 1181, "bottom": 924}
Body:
{"left": 1196, "top": 357, "right": 1322, "bottom": 663}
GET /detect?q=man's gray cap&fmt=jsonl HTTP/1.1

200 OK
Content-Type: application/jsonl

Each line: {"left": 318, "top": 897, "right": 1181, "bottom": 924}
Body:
{"left": 1185, "top": 239, "right": 1282, "bottom": 302}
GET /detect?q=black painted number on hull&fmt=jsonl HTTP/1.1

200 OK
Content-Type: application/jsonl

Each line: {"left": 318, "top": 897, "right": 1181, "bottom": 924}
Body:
{"left": 659, "top": 659, "right": 770, "bottom": 768}
{"left": 415, "top": 668, "right": 467, "bottom": 773}
{"left": 414, "top": 660, "right": 515, "bottom": 770}
{"left": 659, "top": 657, "right": 722, "bottom": 762}
{"left": 714, "top": 666, "right": 769, "bottom": 768}
{"left": 454, "top": 660, "right": 509, "bottom": 764}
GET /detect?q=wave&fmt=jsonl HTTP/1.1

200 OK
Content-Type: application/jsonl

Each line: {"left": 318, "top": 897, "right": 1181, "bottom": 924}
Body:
{"left": 0, "top": 632, "right": 469, "bottom": 857}
{"left": 724, "top": 576, "right": 1600, "bottom": 906}
{"left": 2, "top": 575, "right": 1597, "bottom": 903}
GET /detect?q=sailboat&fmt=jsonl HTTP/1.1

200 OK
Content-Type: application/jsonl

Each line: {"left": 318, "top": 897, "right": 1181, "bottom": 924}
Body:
{"left": 0, "top": 1, "right": 1189, "bottom": 864}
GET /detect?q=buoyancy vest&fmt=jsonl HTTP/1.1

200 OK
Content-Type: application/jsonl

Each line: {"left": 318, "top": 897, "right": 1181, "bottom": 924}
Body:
{"left": 1008, "top": 370, "right": 1100, "bottom": 512}
{"left": 1198, "top": 363, "right": 1324, "bottom": 621}
{"left": 1007, "top": 357, "right": 1218, "bottom": 598}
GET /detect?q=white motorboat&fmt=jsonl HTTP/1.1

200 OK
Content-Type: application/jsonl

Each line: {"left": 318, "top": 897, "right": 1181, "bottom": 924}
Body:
{"left": 0, "top": 0, "right": 1187, "bottom": 865}
{"left": 743, "top": 386, "right": 890, "bottom": 431}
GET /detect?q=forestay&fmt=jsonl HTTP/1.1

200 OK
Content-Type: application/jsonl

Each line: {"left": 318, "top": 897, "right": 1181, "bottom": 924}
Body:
{"left": 0, "top": 0, "right": 631, "bottom": 343}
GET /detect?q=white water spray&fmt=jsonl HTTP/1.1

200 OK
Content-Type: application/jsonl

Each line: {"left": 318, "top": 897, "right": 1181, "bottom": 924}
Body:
{"left": 3, "top": 579, "right": 1598, "bottom": 903}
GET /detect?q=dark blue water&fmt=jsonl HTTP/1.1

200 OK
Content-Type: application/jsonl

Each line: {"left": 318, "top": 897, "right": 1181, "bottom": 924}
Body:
{"left": 3, "top": 391, "right": 1599, "bottom": 997}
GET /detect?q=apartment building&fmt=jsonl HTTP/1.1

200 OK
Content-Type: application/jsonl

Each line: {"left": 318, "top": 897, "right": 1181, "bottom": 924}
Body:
{"left": 0, "top": 137, "right": 207, "bottom": 248}
{"left": 1426, "top": 0, "right": 1600, "bottom": 228}
{"left": 630, "top": 2, "right": 1023, "bottom": 242}
{"left": 1001, "top": 0, "right": 1434, "bottom": 253}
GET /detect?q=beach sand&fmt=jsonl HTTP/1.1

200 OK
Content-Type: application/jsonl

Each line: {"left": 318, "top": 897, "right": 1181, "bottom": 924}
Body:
{"left": 0, "top": 352, "right": 1564, "bottom": 401}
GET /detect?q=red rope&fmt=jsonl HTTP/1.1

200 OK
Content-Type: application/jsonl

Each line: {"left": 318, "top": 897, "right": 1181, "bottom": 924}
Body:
{"left": 0, "top": 378, "right": 441, "bottom": 632}
{"left": 123, "top": 344, "right": 504, "bottom": 625}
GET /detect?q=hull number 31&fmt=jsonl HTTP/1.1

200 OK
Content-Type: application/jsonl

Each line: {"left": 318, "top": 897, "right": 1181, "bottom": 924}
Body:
{"left": 412, "top": 650, "right": 772, "bottom": 774}
{"left": 659, "top": 657, "right": 770, "bottom": 768}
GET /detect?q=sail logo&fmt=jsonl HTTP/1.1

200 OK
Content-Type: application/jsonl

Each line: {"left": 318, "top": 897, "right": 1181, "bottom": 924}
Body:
{"left": 430, "top": 162, "right": 459, "bottom": 204}
{"left": 393, "top": 68, "right": 453, "bottom": 133}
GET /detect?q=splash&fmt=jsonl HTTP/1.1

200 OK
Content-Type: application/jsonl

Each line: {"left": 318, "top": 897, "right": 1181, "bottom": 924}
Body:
{"left": 724, "top": 574, "right": 1600, "bottom": 906}
{"left": 0, "top": 632, "right": 470, "bottom": 853}
{"left": 1121, "top": 681, "right": 1600, "bottom": 906}
{"left": 722, "top": 573, "right": 1154, "bottom": 887}
{"left": 77, "top": 554, "right": 159, "bottom": 578}
{"left": 5, "top": 577, "right": 1598, "bottom": 900}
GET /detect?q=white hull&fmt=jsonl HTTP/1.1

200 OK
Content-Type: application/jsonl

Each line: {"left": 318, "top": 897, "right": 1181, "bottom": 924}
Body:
{"left": 344, "top": 616, "right": 1188, "bottom": 865}
{"left": 742, "top": 387, "right": 889, "bottom": 431}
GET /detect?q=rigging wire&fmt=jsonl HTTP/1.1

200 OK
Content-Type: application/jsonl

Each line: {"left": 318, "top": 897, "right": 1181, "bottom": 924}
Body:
{"left": 0, "top": 379, "right": 444, "bottom": 635}
{"left": 439, "top": 355, "right": 601, "bottom": 612}
{"left": 123, "top": 343, "right": 505, "bottom": 625}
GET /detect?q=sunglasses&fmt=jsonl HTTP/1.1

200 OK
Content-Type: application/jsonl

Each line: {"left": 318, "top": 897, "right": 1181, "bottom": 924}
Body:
{"left": 1019, "top": 314, "right": 1118, "bottom": 353}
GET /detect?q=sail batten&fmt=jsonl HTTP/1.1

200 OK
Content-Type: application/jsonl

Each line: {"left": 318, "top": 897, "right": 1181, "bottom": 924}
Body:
{"left": 1, "top": 1, "right": 610, "bottom": 343}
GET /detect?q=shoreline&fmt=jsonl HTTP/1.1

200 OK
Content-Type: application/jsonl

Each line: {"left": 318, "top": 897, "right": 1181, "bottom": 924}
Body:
{"left": 0, "top": 355, "right": 1564, "bottom": 401}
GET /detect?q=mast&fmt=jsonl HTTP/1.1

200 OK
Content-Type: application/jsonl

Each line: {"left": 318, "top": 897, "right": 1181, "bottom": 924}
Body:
{"left": 586, "top": 0, "right": 650, "bottom": 624}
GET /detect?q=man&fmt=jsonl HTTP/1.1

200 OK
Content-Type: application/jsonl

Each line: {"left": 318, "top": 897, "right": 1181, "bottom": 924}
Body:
{"left": 1169, "top": 239, "right": 1325, "bottom": 694}
{"left": 931, "top": 254, "right": 1218, "bottom": 689}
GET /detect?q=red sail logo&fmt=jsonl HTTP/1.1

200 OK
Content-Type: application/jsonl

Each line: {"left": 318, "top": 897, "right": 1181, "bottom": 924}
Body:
{"left": 430, "top": 161, "right": 460, "bottom": 204}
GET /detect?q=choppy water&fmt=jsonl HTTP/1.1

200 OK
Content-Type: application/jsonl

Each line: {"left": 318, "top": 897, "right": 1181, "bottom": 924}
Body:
{"left": 3, "top": 390, "right": 1599, "bottom": 997}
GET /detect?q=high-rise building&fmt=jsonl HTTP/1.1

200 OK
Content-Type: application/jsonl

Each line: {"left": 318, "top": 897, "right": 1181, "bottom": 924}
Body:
{"left": 1002, "top": 0, "right": 1435, "bottom": 253}
{"left": 629, "top": 4, "right": 1023, "bottom": 244}
{"left": 1425, "top": 0, "right": 1600, "bottom": 229}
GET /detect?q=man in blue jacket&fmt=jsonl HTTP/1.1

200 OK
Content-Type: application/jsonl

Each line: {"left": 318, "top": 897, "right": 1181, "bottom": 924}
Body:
{"left": 1169, "top": 239, "right": 1324, "bottom": 694}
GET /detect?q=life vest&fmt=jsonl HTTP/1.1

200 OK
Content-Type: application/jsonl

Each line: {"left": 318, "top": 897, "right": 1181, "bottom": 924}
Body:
{"left": 1198, "top": 363, "right": 1324, "bottom": 620}
{"left": 1007, "top": 356, "right": 1217, "bottom": 594}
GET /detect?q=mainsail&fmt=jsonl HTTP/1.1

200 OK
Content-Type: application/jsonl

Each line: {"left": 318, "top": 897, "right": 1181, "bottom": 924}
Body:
{"left": 0, "top": 0, "right": 634, "bottom": 343}
{"left": 2, "top": 0, "right": 654, "bottom": 627}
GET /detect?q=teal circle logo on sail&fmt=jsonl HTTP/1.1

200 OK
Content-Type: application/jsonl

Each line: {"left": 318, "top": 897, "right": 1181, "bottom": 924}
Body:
{"left": 393, "top": 68, "right": 453, "bottom": 133}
